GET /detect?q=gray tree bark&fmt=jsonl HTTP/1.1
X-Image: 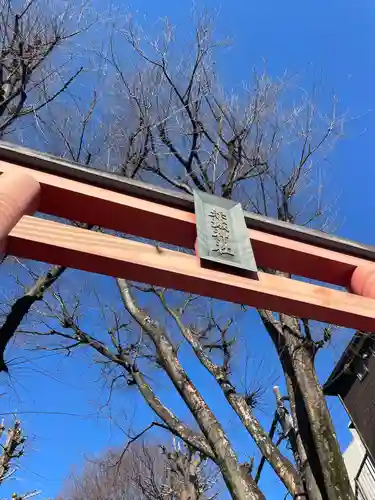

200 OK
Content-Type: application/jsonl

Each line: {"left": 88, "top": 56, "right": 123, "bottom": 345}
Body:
{"left": 117, "top": 278, "right": 266, "bottom": 500}
{"left": 259, "top": 304, "right": 354, "bottom": 500}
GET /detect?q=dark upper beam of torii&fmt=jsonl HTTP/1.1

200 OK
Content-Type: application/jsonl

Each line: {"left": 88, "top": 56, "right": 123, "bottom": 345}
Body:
{"left": 1, "top": 140, "right": 375, "bottom": 331}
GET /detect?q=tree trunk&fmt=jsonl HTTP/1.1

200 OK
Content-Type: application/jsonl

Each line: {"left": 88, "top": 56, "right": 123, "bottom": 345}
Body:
{"left": 259, "top": 305, "right": 353, "bottom": 500}
{"left": 284, "top": 369, "right": 323, "bottom": 500}
{"left": 280, "top": 313, "right": 354, "bottom": 500}
{"left": 117, "top": 279, "right": 266, "bottom": 500}
{"left": 0, "top": 264, "right": 66, "bottom": 372}
{"left": 166, "top": 300, "right": 303, "bottom": 497}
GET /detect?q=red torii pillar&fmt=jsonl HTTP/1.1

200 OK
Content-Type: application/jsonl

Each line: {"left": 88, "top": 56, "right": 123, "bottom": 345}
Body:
{"left": 350, "top": 266, "right": 375, "bottom": 300}
{"left": 0, "top": 171, "right": 40, "bottom": 254}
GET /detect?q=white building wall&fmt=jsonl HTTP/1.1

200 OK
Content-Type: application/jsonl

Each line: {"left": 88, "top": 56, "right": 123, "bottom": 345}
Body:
{"left": 343, "top": 427, "right": 366, "bottom": 491}
{"left": 343, "top": 425, "right": 375, "bottom": 499}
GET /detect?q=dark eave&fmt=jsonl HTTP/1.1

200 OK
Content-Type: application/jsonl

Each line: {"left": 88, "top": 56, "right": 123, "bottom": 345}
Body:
{"left": 324, "top": 332, "right": 374, "bottom": 396}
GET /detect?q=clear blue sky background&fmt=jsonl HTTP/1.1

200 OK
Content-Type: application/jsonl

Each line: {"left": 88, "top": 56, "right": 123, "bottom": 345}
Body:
{"left": 0, "top": 1, "right": 374, "bottom": 498}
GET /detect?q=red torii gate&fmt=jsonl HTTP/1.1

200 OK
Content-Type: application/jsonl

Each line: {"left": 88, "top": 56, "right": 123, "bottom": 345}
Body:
{"left": 0, "top": 142, "right": 375, "bottom": 331}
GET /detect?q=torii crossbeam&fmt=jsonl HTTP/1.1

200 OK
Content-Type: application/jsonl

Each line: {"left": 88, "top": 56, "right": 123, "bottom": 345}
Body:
{"left": 1, "top": 141, "right": 375, "bottom": 331}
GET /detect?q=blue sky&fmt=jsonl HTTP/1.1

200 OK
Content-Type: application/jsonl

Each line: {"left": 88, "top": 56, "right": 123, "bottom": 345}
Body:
{"left": 0, "top": 0, "right": 374, "bottom": 498}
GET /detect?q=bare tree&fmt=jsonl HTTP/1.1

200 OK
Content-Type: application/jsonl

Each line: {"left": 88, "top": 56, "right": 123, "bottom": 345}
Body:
{"left": 0, "top": 419, "right": 25, "bottom": 486}
{"left": 0, "top": 9, "right": 353, "bottom": 500}
{"left": 59, "top": 440, "right": 218, "bottom": 500}
{"left": 0, "top": 0, "right": 94, "bottom": 140}
{"left": 0, "top": 419, "right": 40, "bottom": 500}
{"left": 0, "top": 0, "right": 99, "bottom": 372}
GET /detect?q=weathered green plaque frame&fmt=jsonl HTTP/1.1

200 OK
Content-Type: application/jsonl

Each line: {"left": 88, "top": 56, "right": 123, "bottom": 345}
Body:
{"left": 194, "top": 190, "right": 258, "bottom": 278}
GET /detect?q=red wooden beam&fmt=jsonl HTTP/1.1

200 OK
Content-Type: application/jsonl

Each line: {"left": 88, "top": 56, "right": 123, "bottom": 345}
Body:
{"left": 0, "top": 161, "right": 370, "bottom": 288}
{"left": 0, "top": 160, "right": 196, "bottom": 248}
{"left": 7, "top": 216, "right": 375, "bottom": 331}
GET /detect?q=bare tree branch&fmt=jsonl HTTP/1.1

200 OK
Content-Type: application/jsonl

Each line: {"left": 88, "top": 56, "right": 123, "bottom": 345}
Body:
{"left": 155, "top": 290, "right": 303, "bottom": 497}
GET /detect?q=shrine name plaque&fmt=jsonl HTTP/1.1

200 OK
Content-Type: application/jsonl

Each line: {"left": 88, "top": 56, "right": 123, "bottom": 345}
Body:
{"left": 194, "top": 191, "right": 258, "bottom": 279}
